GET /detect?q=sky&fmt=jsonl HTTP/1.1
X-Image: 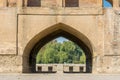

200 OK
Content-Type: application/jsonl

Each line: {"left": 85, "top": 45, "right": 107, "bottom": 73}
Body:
{"left": 55, "top": 37, "right": 68, "bottom": 43}
{"left": 56, "top": 0, "right": 112, "bottom": 43}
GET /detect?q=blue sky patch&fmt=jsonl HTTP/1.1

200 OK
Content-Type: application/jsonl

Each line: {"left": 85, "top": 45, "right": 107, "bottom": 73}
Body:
{"left": 56, "top": 37, "right": 68, "bottom": 43}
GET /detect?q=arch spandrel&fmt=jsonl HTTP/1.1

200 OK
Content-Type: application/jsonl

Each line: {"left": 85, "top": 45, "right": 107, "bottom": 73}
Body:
{"left": 23, "top": 23, "right": 93, "bottom": 57}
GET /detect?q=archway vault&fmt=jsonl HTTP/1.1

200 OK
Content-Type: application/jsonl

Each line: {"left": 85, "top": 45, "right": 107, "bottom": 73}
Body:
{"left": 22, "top": 23, "right": 93, "bottom": 73}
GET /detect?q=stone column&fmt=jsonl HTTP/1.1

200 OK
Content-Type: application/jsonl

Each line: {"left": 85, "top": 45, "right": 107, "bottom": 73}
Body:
{"left": 17, "top": 0, "right": 23, "bottom": 7}
{"left": 57, "top": 0, "right": 63, "bottom": 7}
{"left": 24, "top": 0, "right": 28, "bottom": 7}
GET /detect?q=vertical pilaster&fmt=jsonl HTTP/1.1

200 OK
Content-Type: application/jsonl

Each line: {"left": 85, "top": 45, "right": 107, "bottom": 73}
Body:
{"left": 24, "top": 0, "right": 28, "bottom": 7}
{"left": 97, "top": 0, "right": 103, "bottom": 7}
{"left": 57, "top": 0, "right": 63, "bottom": 7}
{"left": 17, "top": 0, "right": 23, "bottom": 7}
{"left": 113, "top": 0, "right": 119, "bottom": 8}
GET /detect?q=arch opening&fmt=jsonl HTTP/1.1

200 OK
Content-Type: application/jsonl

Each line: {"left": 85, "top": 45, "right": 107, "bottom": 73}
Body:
{"left": 36, "top": 37, "right": 87, "bottom": 73}
{"left": 22, "top": 23, "right": 93, "bottom": 73}
{"left": 103, "top": 0, "right": 113, "bottom": 8}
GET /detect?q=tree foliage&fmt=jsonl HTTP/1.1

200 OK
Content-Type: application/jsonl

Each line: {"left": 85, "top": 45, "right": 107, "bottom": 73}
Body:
{"left": 36, "top": 39, "right": 86, "bottom": 64}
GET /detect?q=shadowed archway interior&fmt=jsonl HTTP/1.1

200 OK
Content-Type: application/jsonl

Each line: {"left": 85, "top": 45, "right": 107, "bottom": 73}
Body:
{"left": 29, "top": 30, "right": 92, "bottom": 73}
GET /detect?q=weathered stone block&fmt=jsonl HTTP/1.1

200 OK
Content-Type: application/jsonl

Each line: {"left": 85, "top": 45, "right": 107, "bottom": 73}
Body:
{"left": 0, "top": 55, "right": 22, "bottom": 73}
{"left": 8, "top": 0, "right": 17, "bottom": 7}
{"left": 0, "top": 8, "right": 17, "bottom": 55}
{"left": 0, "top": 0, "right": 7, "bottom": 7}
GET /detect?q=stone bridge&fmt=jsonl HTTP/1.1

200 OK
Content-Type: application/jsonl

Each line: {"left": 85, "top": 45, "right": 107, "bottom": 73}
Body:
{"left": 0, "top": 0, "right": 120, "bottom": 80}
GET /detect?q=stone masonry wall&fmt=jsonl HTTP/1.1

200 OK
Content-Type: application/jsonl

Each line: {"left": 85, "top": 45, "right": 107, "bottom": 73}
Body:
{"left": 0, "top": 0, "right": 120, "bottom": 74}
{"left": 103, "top": 9, "right": 120, "bottom": 73}
{"left": 0, "top": 55, "right": 22, "bottom": 73}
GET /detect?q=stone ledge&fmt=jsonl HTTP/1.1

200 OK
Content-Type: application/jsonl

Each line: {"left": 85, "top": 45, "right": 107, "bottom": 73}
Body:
{"left": 17, "top": 7, "right": 103, "bottom": 15}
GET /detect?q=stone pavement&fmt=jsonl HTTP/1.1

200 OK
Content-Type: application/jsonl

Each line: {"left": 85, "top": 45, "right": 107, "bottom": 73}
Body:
{"left": 0, "top": 74, "right": 120, "bottom": 80}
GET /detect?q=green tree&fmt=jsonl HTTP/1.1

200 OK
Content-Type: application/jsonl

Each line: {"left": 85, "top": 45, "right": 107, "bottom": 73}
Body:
{"left": 57, "top": 51, "right": 68, "bottom": 63}
{"left": 80, "top": 54, "right": 86, "bottom": 64}
{"left": 36, "top": 39, "right": 86, "bottom": 64}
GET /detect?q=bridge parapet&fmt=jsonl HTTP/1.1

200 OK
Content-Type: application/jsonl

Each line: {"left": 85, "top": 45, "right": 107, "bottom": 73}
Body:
{"left": 36, "top": 64, "right": 86, "bottom": 73}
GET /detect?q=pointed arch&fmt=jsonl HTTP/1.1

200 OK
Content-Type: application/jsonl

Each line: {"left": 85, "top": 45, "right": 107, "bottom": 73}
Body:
{"left": 22, "top": 23, "right": 93, "bottom": 73}
{"left": 103, "top": 0, "right": 113, "bottom": 7}
{"left": 107, "top": 0, "right": 113, "bottom": 6}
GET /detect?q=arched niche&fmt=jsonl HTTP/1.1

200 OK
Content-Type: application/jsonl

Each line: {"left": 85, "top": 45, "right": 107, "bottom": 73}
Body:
{"left": 107, "top": 0, "right": 113, "bottom": 6}
{"left": 103, "top": 0, "right": 113, "bottom": 7}
{"left": 22, "top": 23, "right": 93, "bottom": 73}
